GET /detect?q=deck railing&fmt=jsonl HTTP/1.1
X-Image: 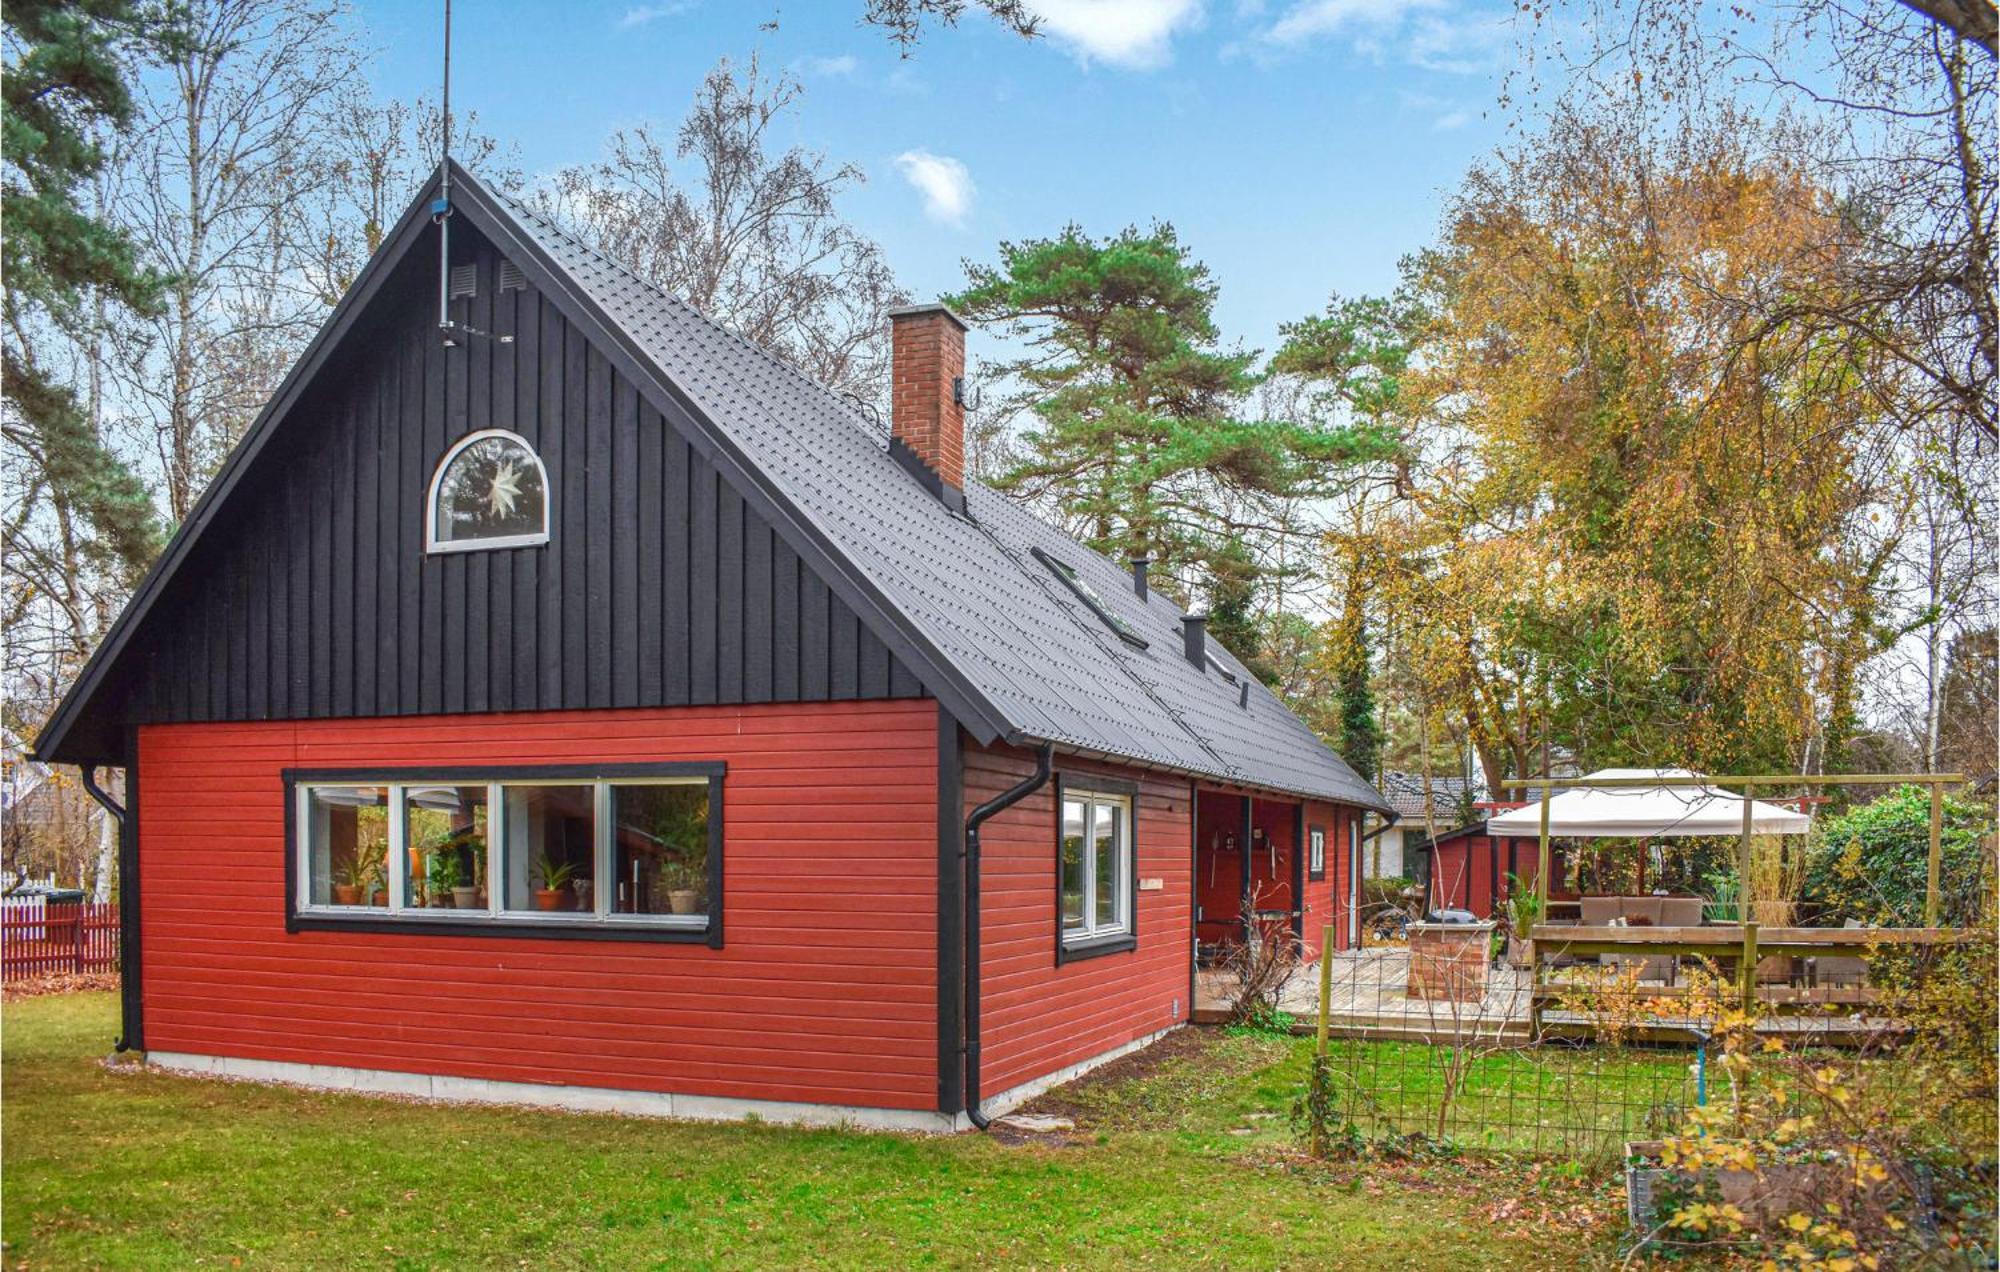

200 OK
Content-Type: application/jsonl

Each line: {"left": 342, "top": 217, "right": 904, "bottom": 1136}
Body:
{"left": 1525, "top": 922, "right": 1969, "bottom": 1035}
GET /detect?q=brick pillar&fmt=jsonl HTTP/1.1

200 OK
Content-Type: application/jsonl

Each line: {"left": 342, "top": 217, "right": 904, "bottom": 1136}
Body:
{"left": 888, "top": 303, "right": 967, "bottom": 493}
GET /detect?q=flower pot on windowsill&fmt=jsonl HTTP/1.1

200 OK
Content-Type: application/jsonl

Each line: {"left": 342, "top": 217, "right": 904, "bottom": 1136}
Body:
{"left": 534, "top": 887, "right": 566, "bottom": 912}
{"left": 451, "top": 886, "right": 480, "bottom": 910}
{"left": 668, "top": 889, "right": 700, "bottom": 916}
{"left": 369, "top": 889, "right": 388, "bottom": 907}
{"left": 332, "top": 884, "right": 363, "bottom": 906}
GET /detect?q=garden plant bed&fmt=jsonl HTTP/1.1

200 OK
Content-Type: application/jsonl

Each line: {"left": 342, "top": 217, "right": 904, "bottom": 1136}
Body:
{"left": 2, "top": 994, "right": 1627, "bottom": 1268}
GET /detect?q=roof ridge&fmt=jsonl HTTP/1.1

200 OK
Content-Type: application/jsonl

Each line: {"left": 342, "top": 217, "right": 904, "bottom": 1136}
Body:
{"left": 491, "top": 183, "right": 888, "bottom": 439}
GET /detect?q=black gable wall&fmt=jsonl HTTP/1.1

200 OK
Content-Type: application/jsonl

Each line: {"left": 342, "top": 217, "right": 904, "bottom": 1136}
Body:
{"left": 115, "top": 225, "right": 923, "bottom": 735}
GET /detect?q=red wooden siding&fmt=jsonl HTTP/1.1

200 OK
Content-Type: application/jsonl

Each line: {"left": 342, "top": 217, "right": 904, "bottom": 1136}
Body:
{"left": 966, "top": 742, "right": 1191, "bottom": 1100}
{"left": 1299, "top": 800, "right": 1342, "bottom": 960}
{"left": 136, "top": 699, "right": 940, "bottom": 1110}
{"left": 1426, "top": 828, "right": 1548, "bottom": 918}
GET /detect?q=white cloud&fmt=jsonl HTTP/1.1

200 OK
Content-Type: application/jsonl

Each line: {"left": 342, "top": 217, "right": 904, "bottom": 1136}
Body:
{"left": 796, "top": 53, "right": 859, "bottom": 77}
{"left": 894, "top": 150, "right": 975, "bottom": 226}
{"left": 1030, "top": 0, "right": 1204, "bottom": 69}
{"left": 617, "top": 2, "right": 690, "bottom": 29}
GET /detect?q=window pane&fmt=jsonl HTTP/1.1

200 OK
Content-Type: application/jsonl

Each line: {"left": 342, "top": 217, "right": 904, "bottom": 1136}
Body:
{"left": 610, "top": 783, "right": 709, "bottom": 918}
{"left": 435, "top": 435, "right": 545, "bottom": 544}
{"left": 501, "top": 785, "right": 596, "bottom": 913}
{"left": 1093, "top": 801, "right": 1122, "bottom": 930}
{"left": 1060, "top": 798, "right": 1087, "bottom": 930}
{"left": 306, "top": 786, "right": 389, "bottom": 908}
{"left": 405, "top": 785, "right": 490, "bottom": 910}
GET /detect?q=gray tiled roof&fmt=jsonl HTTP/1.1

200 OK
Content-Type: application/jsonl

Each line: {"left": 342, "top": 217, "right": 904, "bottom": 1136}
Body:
{"left": 488, "top": 173, "right": 1390, "bottom": 812}
{"left": 1380, "top": 772, "right": 1481, "bottom": 821}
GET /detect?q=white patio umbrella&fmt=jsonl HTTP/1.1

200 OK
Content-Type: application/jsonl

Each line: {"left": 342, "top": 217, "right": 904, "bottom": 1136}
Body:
{"left": 1484, "top": 768, "right": 1812, "bottom": 838}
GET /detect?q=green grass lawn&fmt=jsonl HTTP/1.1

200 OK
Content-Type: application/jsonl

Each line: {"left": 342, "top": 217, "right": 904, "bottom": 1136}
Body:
{"left": 3, "top": 993, "right": 1623, "bottom": 1269}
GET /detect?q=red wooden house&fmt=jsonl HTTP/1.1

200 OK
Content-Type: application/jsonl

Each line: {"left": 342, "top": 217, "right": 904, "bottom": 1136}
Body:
{"left": 35, "top": 164, "right": 1392, "bottom": 1131}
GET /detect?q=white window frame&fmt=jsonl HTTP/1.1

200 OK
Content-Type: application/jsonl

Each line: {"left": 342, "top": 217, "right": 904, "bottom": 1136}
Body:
{"left": 1061, "top": 788, "right": 1133, "bottom": 946}
{"left": 294, "top": 774, "right": 712, "bottom": 932}
{"left": 425, "top": 427, "right": 551, "bottom": 554}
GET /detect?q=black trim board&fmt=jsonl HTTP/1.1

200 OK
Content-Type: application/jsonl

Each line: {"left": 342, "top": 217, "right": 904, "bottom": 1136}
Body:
{"left": 1051, "top": 771, "right": 1141, "bottom": 966}
{"left": 283, "top": 761, "right": 724, "bottom": 947}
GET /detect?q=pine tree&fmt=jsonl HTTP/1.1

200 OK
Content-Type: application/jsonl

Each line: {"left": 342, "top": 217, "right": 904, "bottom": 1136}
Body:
{"left": 3, "top": 0, "right": 166, "bottom": 583}
{"left": 948, "top": 224, "right": 1390, "bottom": 593}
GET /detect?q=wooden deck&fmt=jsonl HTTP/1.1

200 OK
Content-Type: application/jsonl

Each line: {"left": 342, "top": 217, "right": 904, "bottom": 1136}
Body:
{"left": 1194, "top": 949, "right": 1537, "bottom": 1041}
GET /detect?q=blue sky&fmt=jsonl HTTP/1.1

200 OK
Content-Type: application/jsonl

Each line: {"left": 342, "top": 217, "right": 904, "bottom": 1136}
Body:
{"left": 350, "top": 0, "right": 1515, "bottom": 361}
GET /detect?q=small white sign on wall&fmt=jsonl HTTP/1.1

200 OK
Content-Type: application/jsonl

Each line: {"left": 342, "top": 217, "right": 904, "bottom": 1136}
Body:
{"left": 1138, "top": 877, "right": 1164, "bottom": 891}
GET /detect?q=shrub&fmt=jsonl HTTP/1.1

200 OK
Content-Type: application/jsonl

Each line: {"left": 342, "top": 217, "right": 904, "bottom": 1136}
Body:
{"left": 1804, "top": 786, "right": 1991, "bottom": 927}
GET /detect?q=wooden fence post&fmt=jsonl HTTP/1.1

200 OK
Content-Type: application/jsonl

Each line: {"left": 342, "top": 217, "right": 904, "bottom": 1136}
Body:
{"left": 1925, "top": 782, "right": 1943, "bottom": 927}
{"left": 1739, "top": 921, "right": 1758, "bottom": 1015}
{"left": 1316, "top": 925, "right": 1334, "bottom": 1056}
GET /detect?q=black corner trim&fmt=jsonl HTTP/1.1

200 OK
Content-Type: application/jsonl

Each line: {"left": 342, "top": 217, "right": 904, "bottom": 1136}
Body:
{"left": 1051, "top": 771, "right": 1142, "bottom": 967}
{"left": 935, "top": 706, "right": 966, "bottom": 1115}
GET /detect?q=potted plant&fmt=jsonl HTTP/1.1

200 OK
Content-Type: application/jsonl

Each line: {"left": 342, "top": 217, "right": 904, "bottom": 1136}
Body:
{"left": 1503, "top": 878, "right": 1544, "bottom": 968}
{"left": 331, "top": 853, "right": 368, "bottom": 906}
{"left": 659, "top": 858, "right": 703, "bottom": 916}
{"left": 534, "top": 851, "right": 576, "bottom": 911}
{"left": 451, "top": 836, "right": 485, "bottom": 911}
{"left": 426, "top": 839, "right": 460, "bottom": 907}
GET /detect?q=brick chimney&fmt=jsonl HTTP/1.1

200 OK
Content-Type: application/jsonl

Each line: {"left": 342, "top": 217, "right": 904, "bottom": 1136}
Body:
{"left": 888, "top": 303, "right": 968, "bottom": 512}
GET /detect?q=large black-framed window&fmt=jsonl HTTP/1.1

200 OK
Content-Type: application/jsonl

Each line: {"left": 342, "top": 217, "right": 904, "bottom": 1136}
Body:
{"left": 285, "top": 763, "right": 724, "bottom": 946}
{"left": 1055, "top": 773, "right": 1139, "bottom": 964}
{"left": 1308, "top": 824, "right": 1327, "bottom": 881}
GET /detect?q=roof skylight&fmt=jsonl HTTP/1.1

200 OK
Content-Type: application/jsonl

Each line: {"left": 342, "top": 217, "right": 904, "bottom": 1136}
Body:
{"left": 1031, "top": 548, "right": 1149, "bottom": 650}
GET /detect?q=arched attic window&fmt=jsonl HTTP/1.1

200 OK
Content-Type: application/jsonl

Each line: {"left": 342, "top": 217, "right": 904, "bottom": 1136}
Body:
{"left": 426, "top": 429, "right": 550, "bottom": 553}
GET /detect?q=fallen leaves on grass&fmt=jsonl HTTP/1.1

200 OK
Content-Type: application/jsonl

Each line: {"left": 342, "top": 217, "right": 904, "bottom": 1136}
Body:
{"left": 3, "top": 973, "right": 119, "bottom": 1002}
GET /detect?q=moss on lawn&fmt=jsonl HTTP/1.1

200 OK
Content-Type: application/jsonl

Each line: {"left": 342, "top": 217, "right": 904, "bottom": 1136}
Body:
{"left": 3, "top": 993, "right": 1622, "bottom": 1268}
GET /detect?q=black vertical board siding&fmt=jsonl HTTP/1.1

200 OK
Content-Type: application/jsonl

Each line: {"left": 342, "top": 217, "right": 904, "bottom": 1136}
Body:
{"left": 332, "top": 392, "right": 357, "bottom": 715}
{"left": 397, "top": 328, "right": 423, "bottom": 712}
{"left": 584, "top": 346, "right": 614, "bottom": 708}
{"left": 743, "top": 517, "right": 772, "bottom": 701}
{"left": 663, "top": 425, "right": 690, "bottom": 705}
{"left": 309, "top": 426, "right": 333, "bottom": 717}
{"left": 717, "top": 482, "right": 744, "bottom": 702}
{"left": 690, "top": 464, "right": 718, "bottom": 704}
{"left": 612, "top": 380, "right": 640, "bottom": 702}
{"left": 830, "top": 607, "right": 859, "bottom": 698}
{"left": 858, "top": 627, "right": 890, "bottom": 700}
{"left": 353, "top": 379, "right": 378, "bottom": 713}
{"left": 800, "top": 575, "right": 830, "bottom": 699}
{"left": 561, "top": 318, "right": 588, "bottom": 707}
{"left": 511, "top": 283, "right": 540, "bottom": 711}
{"left": 377, "top": 343, "right": 403, "bottom": 717}
{"left": 96, "top": 233, "right": 922, "bottom": 738}
{"left": 419, "top": 320, "right": 445, "bottom": 715}
{"left": 538, "top": 295, "right": 566, "bottom": 709}
{"left": 635, "top": 403, "right": 663, "bottom": 704}
{"left": 465, "top": 256, "right": 495, "bottom": 715}
{"left": 772, "top": 541, "right": 799, "bottom": 701}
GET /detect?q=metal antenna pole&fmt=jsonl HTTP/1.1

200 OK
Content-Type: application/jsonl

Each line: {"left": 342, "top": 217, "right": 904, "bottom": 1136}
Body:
{"left": 436, "top": 0, "right": 454, "bottom": 344}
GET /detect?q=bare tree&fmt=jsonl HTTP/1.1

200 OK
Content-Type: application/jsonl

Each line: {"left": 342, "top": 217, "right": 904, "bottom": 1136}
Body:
{"left": 532, "top": 56, "right": 907, "bottom": 406}
{"left": 108, "top": 0, "right": 362, "bottom": 520}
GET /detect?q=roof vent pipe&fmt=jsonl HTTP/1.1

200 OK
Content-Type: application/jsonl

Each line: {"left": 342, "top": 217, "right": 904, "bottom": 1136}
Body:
{"left": 1130, "top": 556, "right": 1150, "bottom": 599}
{"left": 1182, "top": 614, "right": 1207, "bottom": 668}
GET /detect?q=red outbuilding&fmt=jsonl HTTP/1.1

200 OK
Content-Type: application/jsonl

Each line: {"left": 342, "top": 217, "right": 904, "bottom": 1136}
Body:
{"left": 36, "top": 164, "right": 1393, "bottom": 1130}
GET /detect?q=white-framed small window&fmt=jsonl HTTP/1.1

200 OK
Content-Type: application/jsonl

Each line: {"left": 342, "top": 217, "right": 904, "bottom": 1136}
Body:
{"left": 426, "top": 428, "right": 549, "bottom": 553}
{"left": 290, "top": 765, "right": 722, "bottom": 943}
{"left": 1059, "top": 783, "right": 1134, "bottom": 954}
